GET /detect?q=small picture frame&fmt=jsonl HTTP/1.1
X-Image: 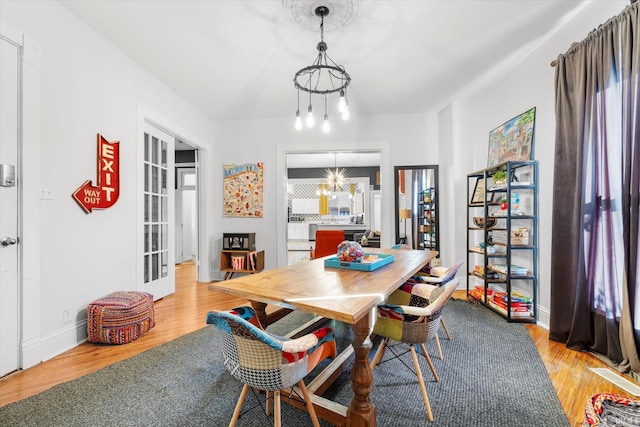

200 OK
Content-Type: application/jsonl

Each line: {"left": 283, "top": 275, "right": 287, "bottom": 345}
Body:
{"left": 471, "top": 178, "right": 486, "bottom": 204}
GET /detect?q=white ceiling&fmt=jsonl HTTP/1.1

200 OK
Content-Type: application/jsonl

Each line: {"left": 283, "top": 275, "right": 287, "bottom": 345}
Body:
{"left": 58, "top": 0, "right": 589, "bottom": 166}
{"left": 59, "top": 0, "right": 587, "bottom": 121}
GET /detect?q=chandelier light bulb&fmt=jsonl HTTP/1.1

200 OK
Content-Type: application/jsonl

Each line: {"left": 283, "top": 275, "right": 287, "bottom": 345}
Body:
{"left": 322, "top": 114, "right": 330, "bottom": 133}
{"left": 341, "top": 105, "right": 350, "bottom": 121}
{"left": 306, "top": 105, "right": 315, "bottom": 128}
{"left": 338, "top": 90, "right": 347, "bottom": 113}
{"left": 294, "top": 110, "right": 303, "bottom": 131}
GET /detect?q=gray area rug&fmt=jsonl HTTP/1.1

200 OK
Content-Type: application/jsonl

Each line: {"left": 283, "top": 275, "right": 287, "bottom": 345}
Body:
{"left": 0, "top": 299, "right": 569, "bottom": 426}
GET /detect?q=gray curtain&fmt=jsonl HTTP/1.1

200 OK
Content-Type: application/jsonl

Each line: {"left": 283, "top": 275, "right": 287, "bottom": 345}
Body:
{"left": 550, "top": 2, "right": 640, "bottom": 379}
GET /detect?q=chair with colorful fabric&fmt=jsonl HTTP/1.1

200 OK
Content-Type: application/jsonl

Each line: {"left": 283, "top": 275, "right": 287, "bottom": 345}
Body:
{"left": 415, "top": 260, "right": 464, "bottom": 284}
{"left": 394, "top": 260, "right": 463, "bottom": 341}
{"left": 206, "top": 306, "right": 337, "bottom": 427}
{"left": 370, "top": 280, "right": 459, "bottom": 422}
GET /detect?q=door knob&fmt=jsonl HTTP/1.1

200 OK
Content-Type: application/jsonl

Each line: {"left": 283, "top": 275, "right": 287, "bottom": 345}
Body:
{"left": 0, "top": 237, "right": 17, "bottom": 246}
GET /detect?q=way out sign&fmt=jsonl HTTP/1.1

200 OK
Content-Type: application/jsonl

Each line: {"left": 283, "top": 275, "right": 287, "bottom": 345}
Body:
{"left": 72, "top": 134, "right": 120, "bottom": 213}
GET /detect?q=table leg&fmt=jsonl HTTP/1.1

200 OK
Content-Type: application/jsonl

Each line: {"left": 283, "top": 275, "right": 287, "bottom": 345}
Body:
{"left": 250, "top": 301, "right": 269, "bottom": 327}
{"left": 347, "top": 313, "right": 376, "bottom": 426}
{"left": 249, "top": 301, "right": 293, "bottom": 328}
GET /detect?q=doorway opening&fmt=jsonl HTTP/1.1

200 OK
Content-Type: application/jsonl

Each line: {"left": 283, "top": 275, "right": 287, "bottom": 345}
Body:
{"left": 277, "top": 145, "right": 390, "bottom": 268}
{"left": 175, "top": 141, "right": 198, "bottom": 266}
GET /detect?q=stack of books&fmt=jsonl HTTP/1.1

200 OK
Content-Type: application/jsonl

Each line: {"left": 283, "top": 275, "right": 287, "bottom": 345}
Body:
{"left": 489, "top": 264, "right": 528, "bottom": 276}
{"left": 490, "top": 291, "right": 533, "bottom": 317}
{"left": 469, "top": 285, "right": 494, "bottom": 301}
{"left": 473, "top": 265, "right": 499, "bottom": 279}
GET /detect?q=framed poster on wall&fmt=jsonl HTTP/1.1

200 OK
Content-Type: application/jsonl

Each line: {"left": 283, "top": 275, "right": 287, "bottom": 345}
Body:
{"left": 487, "top": 107, "right": 536, "bottom": 167}
{"left": 223, "top": 163, "right": 264, "bottom": 217}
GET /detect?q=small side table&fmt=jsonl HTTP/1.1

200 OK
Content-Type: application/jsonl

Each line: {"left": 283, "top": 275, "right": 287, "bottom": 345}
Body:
{"left": 220, "top": 250, "right": 264, "bottom": 280}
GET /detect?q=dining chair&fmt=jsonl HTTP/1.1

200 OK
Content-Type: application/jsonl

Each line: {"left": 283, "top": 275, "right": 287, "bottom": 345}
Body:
{"left": 391, "top": 260, "right": 463, "bottom": 341}
{"left": 370, "top": 280, "right": 459, "bottom": 422}
{"left": 416, "top": 260, "right": 464, "bottom": 284}
{"left": 206, "top": 306, "right": 337, "bottom": 427}
{"left": 312, "top": 230, "right": 345, "bottom": 259}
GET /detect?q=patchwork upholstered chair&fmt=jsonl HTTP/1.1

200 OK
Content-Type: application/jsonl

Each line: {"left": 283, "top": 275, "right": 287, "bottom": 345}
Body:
{"left": 206, "top": 306, "right": 337, "bottom": 427}
{"left": 370, "top": 280, "right": 459, "bottom": 422}
{"left": 416, "top": 260, "right": 464, "bottom": 284}
{"left": 391, "top": 260, "right": 463, "bottom": 341}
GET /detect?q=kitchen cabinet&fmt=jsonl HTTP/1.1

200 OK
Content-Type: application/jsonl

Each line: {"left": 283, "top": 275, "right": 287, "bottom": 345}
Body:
{"left": 288, "top": 223, "right": 309, "bottom": 241}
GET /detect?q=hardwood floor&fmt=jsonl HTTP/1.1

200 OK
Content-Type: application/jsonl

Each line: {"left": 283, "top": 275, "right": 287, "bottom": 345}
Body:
{"left": 0, "top": 261, "right": 635, "bottom": 426}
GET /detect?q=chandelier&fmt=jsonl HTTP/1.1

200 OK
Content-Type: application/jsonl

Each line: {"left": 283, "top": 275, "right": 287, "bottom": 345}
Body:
{"left": 324, "top": 153, "right": 347, "bottom": 192}
{"left": 293, "top": 5, "right": 351, "bottom": 133}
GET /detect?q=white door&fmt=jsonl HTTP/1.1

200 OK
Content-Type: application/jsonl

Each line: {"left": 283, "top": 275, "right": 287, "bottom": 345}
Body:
{"left": 0, "top": 36, "right": 21, "bottom": 377}
{"left": 140, "top": 124, "right": 175, "bottom": 300}
{"left": 175, "top": 168, "right": 197, "bottom": 263}
{"left": 175, "top": 190, "right": 184, "bottom": 263}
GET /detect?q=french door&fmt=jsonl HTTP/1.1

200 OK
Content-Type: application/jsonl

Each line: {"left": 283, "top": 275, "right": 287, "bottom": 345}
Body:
{"left": 140, "top": 123, "right": 175, "bottom": 300}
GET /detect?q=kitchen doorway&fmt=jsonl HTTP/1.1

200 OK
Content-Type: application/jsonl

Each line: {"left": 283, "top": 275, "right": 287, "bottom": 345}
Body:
{"left": 277, "top": 143, "right": 391, "bottom": 268}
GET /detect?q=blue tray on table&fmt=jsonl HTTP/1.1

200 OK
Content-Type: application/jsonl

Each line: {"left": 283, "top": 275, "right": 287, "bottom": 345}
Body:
{"left": 324, "top": 253, "right": 395, "bottom": 272}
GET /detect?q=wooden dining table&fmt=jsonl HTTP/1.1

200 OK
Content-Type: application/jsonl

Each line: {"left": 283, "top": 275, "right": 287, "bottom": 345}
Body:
{"left": 208, "top": 247, "right": 437, "bottom": 427}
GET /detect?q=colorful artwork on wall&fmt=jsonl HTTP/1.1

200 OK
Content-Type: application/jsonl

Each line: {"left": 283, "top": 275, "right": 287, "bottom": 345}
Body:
{"left": 223, "top": 162, "right": 264, "bottom": 217}
{"left": 487, "top": 107, "right": 536, "bottom": 167}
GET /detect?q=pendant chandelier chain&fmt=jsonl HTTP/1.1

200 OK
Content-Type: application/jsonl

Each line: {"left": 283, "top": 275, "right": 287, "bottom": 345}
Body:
{"left": 293, "top": 5, "right": 351, "bottom": 131}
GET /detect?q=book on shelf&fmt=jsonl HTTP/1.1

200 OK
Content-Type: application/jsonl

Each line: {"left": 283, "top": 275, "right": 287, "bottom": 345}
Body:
{"left": 493, "top": 291, "right": 532, "bottom": 303}
{"left": 489, "top": 264, "right": 528, "bottom": 275}
{"left": 489, "top": 300, "right": 533, "bottom": 317}
{"left": 492, "top": 299, "right": 531, "bottom": 312}
{"left": 248, "top": 250, "right": 257, "bottom": 270}
{"left": 490, "top": 210, "right": 526, "bottom": 217}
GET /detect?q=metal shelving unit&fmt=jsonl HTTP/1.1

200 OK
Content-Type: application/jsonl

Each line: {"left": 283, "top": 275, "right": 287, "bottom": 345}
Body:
{"left": 466, "top": 160, "right": 538, "bottom": 323}
{"left": 417, "top": 188, "right": 438, "bottom": 252}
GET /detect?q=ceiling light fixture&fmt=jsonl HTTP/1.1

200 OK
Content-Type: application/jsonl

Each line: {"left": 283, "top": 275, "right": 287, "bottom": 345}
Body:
{"left": 293, "top": 5, "right": 351, "bottom": 132}
{"left": 325, "top": 153, "right": 347, "bottom": 192}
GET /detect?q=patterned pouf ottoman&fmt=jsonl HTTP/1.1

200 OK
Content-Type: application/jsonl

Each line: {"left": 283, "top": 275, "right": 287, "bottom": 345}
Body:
{"left": 584, "top": 393, "right": 640, "bottom": 426}
{"left": 87, "top": 291, "right": 155, "bottom": 344}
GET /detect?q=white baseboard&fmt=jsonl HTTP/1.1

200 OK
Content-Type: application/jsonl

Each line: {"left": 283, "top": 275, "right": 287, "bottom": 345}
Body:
{"left": 22, "top": 320, "right": 88, "bottom": 368}
{"left": 536, "top": 304, "right": 550, "bottom": 330}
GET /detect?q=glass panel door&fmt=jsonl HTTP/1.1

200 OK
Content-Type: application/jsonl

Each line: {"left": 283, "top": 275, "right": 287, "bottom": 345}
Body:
{"left": 142, "top": 123, "right": 175, "bottom": 299}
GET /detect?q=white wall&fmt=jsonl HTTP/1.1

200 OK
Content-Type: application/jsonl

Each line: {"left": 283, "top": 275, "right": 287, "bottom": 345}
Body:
{"left": 211, "top": 113, "right": 439, "bottom": 274}
{"left": 446, "top": 0, "right": 629, "bottom": 328}
{"left": 1, "top": 0, "right": 215, "bottom": 365}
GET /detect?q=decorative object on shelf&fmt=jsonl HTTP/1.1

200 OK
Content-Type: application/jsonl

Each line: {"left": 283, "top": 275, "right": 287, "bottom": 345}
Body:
{"left": 292, "top": 5, "right": 352, "bottom": 132}
{"left": 336, "top": 240, "right": 364, "bottom": 262}
{"left": 487, "top": 107, "right": 536, "bottom": 167}
{"left": 222, "top": 233, "right": 256, "bottom": 251}
{"left": 492, "top": 170, "right": 507, "bottom": 185}
{"left": 511, "top": 192, "right": 520, "bottom": 211}
{"left": 471, "top": 177, "right": 486, "bottom": 204}
{"left": 223, "top": 163, "right": 264, "bottom": 217}
{"left": 473, "top": 216, "right": 496, "bottom": 228}
{"left": 479, "top": 241, "right": 496, "bottom": 255}
{"left": 399, "top": 208, "right": 412, "bottom": 239}
{"left": 500, "top": 197, "right": 509, "bottom": 211}
{"left": 231, "top": 255, "right": 245, "bottom": 270}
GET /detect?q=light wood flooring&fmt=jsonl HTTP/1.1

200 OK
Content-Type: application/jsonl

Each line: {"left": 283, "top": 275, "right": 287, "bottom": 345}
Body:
{"left": 0, "top": 261, "right": 636, "bottom": 426}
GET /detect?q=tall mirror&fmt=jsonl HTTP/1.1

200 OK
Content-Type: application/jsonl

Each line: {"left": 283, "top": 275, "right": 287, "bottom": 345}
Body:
{"left": 394, "top": 165, "right": 439, "bottom": 254}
